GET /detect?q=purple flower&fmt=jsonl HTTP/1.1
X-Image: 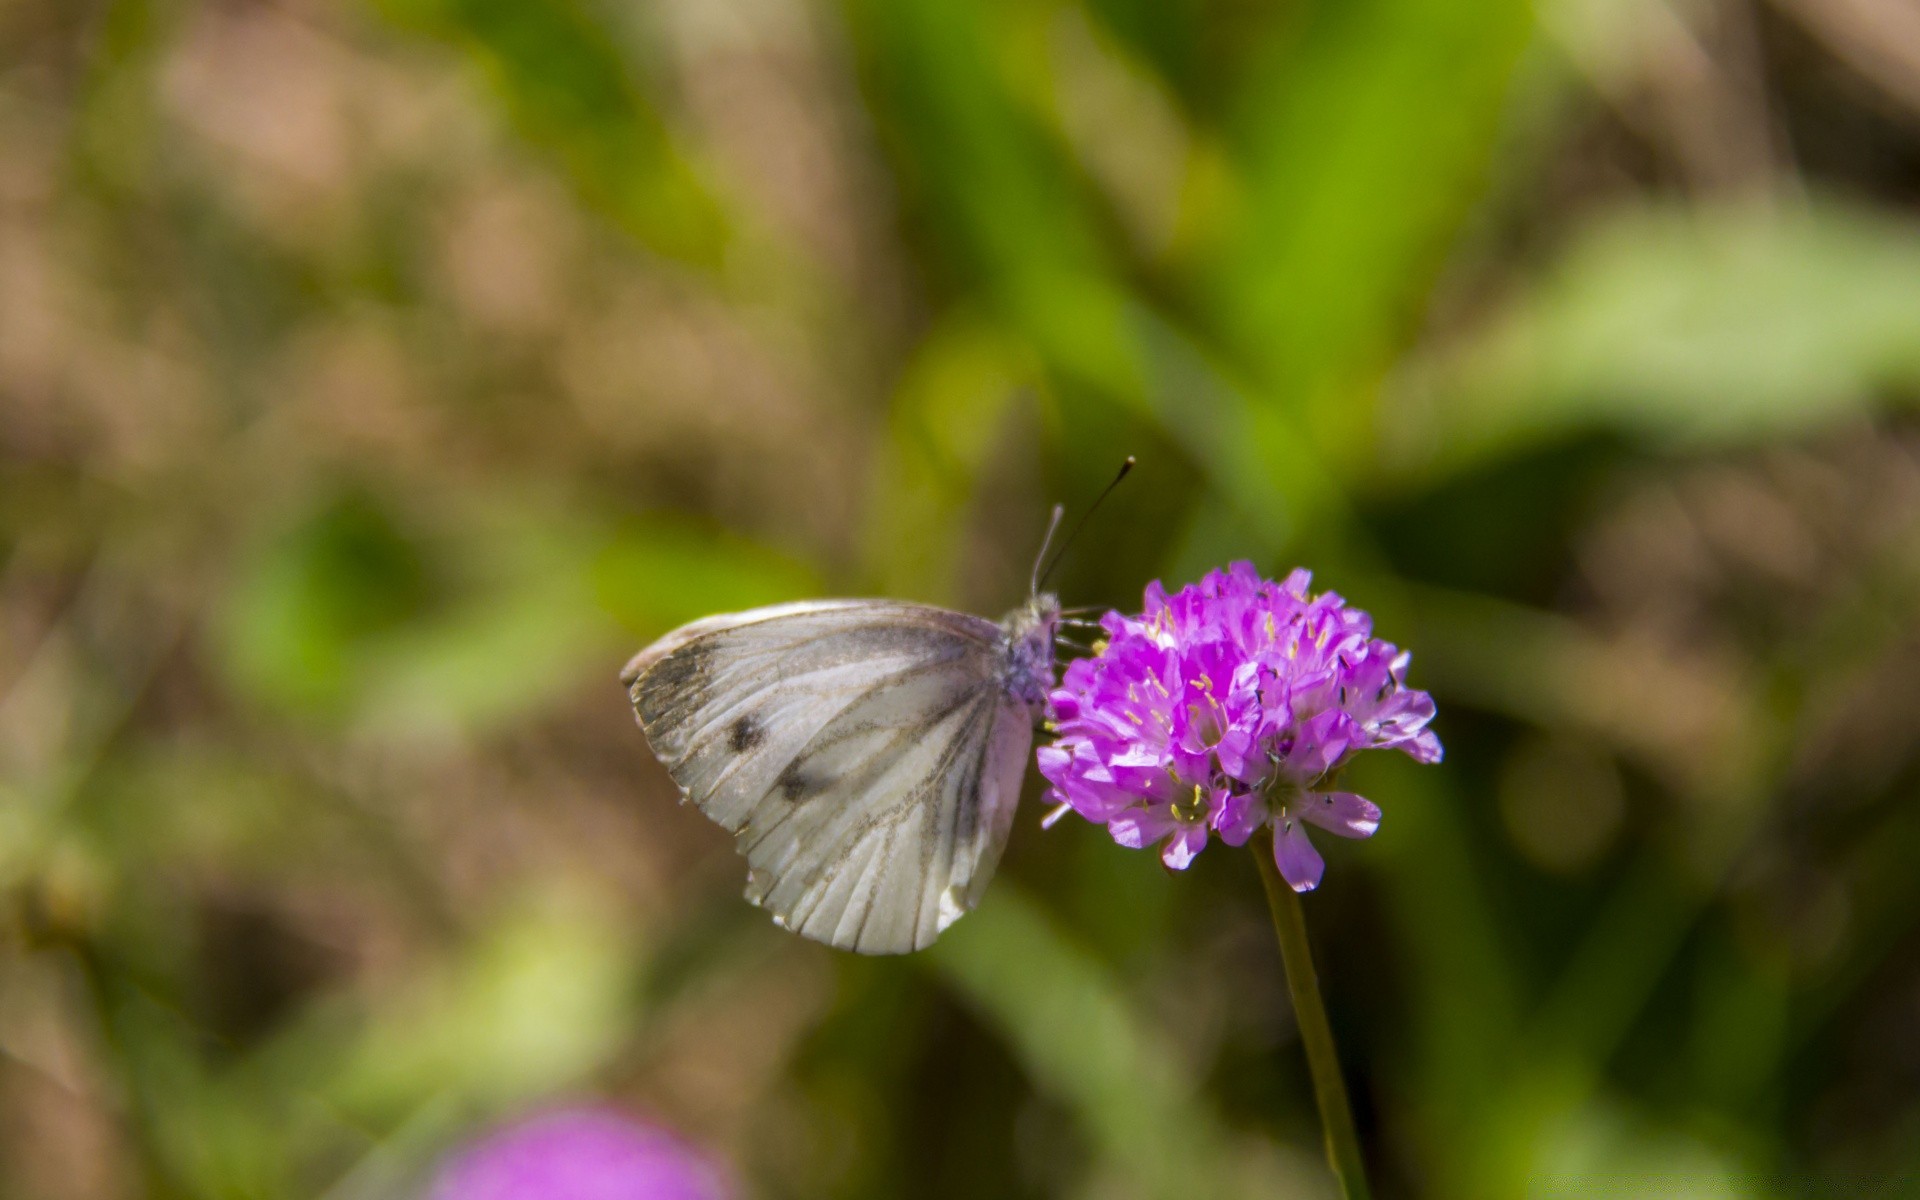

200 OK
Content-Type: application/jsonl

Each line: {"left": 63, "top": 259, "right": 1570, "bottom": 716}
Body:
{"left": 1037, "top": 563, "right": 1440, "bottom": 891}
{"left": 427, "top": 1108, "right": 731, "bottom": 1200}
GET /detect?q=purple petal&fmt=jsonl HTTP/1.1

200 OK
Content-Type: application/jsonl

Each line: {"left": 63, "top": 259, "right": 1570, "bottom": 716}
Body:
{"left": 1274, "top": 820, "right": 1325, "bottom": 892}
{"left": 1298, "top": 791, "right": 1381, "bottom": 839}
{"left": 1033, "top": 561, "right": 1439, "bottom": 890}
{"left": 1213, "top": 726, "right": 1259, "bottom": 780}
{"left": 1034, "top": 744, "right": 1072, "bottom": 782}
{"left": 1142, "top": 580, "right": 1169, "bottom": 615}
{"left": 1298, "top": 709, "right": 1356, "bottom": 775}
{"left": 1109, "top": 805, "right": 1178, "bottom": 849}
{"left": 1111, "top": 741, "right": 1169, "bottom": 771}
{"left": 1368, "top": 688, "right": 1437, "bottom": 739}
{"left": 1161, "top": 824, "right": 1208, "bottom": 870}
{"left": 1405, "top": 729, "right": 1444, "bottom": 764}
{"left": 1226, "top": 560, "right": 1262, "bottom": 591}
{"left": 1059, "top": 658, "right": 1099, "bottom": 692}
{"left": 1168, "top": 741, "right": 1213, "bottom": 785}
{"left": 1060, "top": 778, "right": 1135, "bottom": 822}
{"left": 1213, "top": 791, "right": 1267, "bottom": 846}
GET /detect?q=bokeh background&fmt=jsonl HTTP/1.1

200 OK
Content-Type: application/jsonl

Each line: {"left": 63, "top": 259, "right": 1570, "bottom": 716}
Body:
{"left": 5, "top": 0, "right": 1920, "bottom": 1196}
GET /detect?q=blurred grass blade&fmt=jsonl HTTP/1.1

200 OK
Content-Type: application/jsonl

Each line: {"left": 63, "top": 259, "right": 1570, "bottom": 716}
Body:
{"left": 930, "top": 885, "right": 1324, "bottom": 1200}
{"left": 843, "top": 0, "right": 1144, "bottom": 398}
{"left": 863, "top": 314, "right": 1040, "bottom": 603}
{"left": 1202, "top": 0, "right": 1534, "bottom": 458}
{"left": 1387, "top": 199, "right": 1920, "bottom": 480}
{"left": 1354, "top": 757, "right": 1521, "bottom": 1166}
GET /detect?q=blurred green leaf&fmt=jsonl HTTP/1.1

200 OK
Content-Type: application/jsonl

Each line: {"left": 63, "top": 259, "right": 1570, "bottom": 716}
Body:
{"left": 324, "top": 891, "right": 638, "bottom": 1121}
{"left": 1203, "top": 0, "right": 1534, "bottom": 460}
{"left": 593, "top": 515, "right": 823, "bottom": 634}
{"left": 845, "top": 0, "right": 1145, "bottom": 400}
{"left": 1388, "top": 200, "right": 1920, "bottom": 478}
{"left": 1523, "top": 1096, "right": 1763, "bottom": 1200}
{"left": 224, "top": 492, "right": 820, "bottom": 735}
{"left": 104, "top": 985, "right": 289, "bottom": 1199}
{"left": 864, "top": 313, "right": 1039, "bottom": 603}
{"left": 222, "top": 490, "right": 443, "bottom": 718}
{"left": 1082, "top": 0, "right": 1261, "bottom": 113}
{"left": 360, "top": 515, "right": 610, "bottom": 736}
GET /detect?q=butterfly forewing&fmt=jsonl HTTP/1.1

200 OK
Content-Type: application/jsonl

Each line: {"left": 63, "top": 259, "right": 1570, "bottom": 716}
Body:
{"left": 623, "top": 601, "right": 1031, "bottom": 954}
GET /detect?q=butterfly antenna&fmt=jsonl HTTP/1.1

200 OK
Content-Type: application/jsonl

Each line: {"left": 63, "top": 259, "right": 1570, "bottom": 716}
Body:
{"left": 1033, "top": 456, "right": 1134, "bottom": 594}
{"left": 1029, "top": 504, "right": 1066, "bottom": 597}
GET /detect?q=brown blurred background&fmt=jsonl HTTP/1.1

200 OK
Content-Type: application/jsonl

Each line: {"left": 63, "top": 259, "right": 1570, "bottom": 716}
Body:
{"left": 4, "top": 0, "right": 1920, "bottom": 1196}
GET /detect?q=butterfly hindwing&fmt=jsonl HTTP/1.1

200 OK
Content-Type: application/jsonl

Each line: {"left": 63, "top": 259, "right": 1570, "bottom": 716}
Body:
{"left": 623, "top": 601, "right": 1031, "bottom": 954}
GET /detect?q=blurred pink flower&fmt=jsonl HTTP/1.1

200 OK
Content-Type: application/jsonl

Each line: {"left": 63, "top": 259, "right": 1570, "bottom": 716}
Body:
{"left": 427, "top": 1108, "right": 730, "bottom": 1200}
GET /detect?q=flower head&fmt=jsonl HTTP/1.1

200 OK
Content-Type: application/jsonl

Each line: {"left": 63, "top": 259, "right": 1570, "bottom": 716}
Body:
{"left": 427, "top": 1107, "right": 731, "bottom": 1200}
{"left": 1037, "top": 563, "right": 1440, "bottom": 891}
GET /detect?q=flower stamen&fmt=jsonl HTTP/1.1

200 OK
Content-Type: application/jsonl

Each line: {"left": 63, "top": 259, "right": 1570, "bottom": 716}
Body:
{"left": 1172, "top": 785, "right": 1208, "bottom": 824}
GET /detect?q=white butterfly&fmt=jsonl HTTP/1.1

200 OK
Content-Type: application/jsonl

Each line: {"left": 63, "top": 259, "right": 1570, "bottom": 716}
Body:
{"left": 621, "top": 462, "right": 1130, "bottom": 954}
{"left": 621, "top": 594, "right": 1060, "bottom": 953}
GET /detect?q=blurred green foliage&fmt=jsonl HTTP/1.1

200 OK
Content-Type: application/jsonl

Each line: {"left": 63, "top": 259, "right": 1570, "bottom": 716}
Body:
{"left": 5, "top": 0, "right": 1920, "bottom": 1197}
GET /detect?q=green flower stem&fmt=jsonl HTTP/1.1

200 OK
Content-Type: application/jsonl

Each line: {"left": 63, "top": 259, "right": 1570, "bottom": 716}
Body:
{"left": 1254, "top": 832, "right": 1371, "bottom": 1200}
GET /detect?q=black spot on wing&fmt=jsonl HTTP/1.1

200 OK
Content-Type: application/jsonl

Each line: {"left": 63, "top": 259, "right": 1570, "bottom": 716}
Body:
{"left": 777, "top": 762, "right": 817, "bottom": 803}
{"left": 633, "top": 639, "right": 716, "bottom": 727}
{"left": 729, "top": 715, "right": 765, "bottom": 753}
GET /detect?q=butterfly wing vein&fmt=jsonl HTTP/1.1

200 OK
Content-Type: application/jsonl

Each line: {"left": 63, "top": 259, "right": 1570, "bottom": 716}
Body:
{"left": 626, "top": 603, "right": 1031, "bottom": 954}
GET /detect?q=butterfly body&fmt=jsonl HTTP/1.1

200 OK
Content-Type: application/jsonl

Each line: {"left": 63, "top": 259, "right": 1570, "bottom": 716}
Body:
{"left": 998, "top": 593, "right": 1063, "bottom": 708}
{"left": 622, "top": 593, "right": 1058, "bottom": 954}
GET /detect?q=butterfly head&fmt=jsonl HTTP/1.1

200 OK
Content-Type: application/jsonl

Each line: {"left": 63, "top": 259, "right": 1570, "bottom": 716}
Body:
{"left": 1001, "top": 592, "right": 1060, "bottom": 710}
{"left": 1007, "top": 457, "right": 1130, "bottom": 714}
